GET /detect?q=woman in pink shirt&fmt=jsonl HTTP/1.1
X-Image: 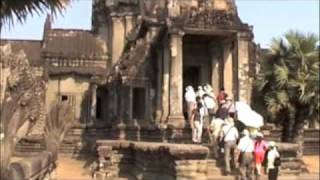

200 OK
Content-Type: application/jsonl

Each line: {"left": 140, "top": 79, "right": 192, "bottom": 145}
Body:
{"left": 254, "top": 132, "right": 268, "bottom": 177}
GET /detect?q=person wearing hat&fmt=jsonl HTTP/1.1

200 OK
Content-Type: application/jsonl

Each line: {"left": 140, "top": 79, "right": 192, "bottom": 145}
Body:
{"left": 184, "top": 85, "right": 196, "bottom": 128}
{"left": 209, "top": 117, "right": 224, "bottom": 158}
{"left": 217, "top": 95, "right": 233, "bottom": 120}
{"left": 204, "top": 84, "right": 214, "bottom": 97}
{"left": 254, "top": 132, "right": 268, "bottom": 178}
{"left": 203, "top": 92, "right": 218, "bottom": 142}
{"left": 236, "top": 129, "right": 255, "bottom": 180}
{"left": 216, "top": 87, "right": 227, "bottom": 106}
{"left": 265, "top": 141, "right": 280, "bottom": 180}
{"left": 196, "top": 86, "right": 205, "bottom": 97}
{"left": 219, "top": 117, "right": 239, "bottom": 175}
{"left": 191, "top": 96, "right": 205, "bottom": 143}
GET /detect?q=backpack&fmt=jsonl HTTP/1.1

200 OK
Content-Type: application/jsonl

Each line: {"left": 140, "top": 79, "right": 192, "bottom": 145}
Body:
{"left": 262, "top": 149, "right": 281, "bottom": 167}
{"left": 274, "top": 156, "right": 281, "bottom": 167}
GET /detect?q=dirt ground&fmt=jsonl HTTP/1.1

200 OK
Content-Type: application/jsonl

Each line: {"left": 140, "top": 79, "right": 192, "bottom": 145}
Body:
{"left": 303, "top": 155, "right": 320, "bottom": 173}
{"left": 54, "top": 155, "right": 319, "bottom": 180}
{"left": 56, "top": 155, "right": 95, "bottom": 180}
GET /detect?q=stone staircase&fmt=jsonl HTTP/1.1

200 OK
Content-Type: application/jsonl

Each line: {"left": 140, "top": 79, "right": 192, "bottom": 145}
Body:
{"left": 15, "top": 126, "right": 306, "bottom": 177}
{"left": 27, "top": 106, "right": 46, "bottom": 136}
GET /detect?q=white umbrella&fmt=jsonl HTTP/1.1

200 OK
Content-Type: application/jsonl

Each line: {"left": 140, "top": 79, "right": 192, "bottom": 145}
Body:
{"left": 251, "top": 110, "right": 264, "bottom": 128}
{"left": 235, "top": 101, "right": 252, "bottom": 112}
{"left": 237, "top": 109, "right": 264, "bottom": 128}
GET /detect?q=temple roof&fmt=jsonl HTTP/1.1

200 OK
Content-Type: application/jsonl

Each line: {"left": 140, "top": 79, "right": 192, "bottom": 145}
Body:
{"left": 43, "top": 29, "right": 108, "bottom": 59}
{"left": 0, "top": 40, "right": 42, "bottom": 66}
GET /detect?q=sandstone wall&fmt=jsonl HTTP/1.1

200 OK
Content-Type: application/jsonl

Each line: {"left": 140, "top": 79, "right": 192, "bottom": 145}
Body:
{"left": 95, "top": 140, "right": 216, "bottom": 180}
{"left": 46, "top": 76, "right": 90, "bottom": 123}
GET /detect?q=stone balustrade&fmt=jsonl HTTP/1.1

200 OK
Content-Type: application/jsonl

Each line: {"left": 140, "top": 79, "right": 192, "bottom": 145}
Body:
{"left": 95, "top": 140, "right": 217, "bottom": 180}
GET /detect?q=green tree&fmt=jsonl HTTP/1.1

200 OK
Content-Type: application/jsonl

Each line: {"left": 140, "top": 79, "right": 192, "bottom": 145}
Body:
{"left": 0, "top": 0, "right": 69, "bottom": 27}
{"left": 256, "top": 30, "right": 319, "bottom": 159}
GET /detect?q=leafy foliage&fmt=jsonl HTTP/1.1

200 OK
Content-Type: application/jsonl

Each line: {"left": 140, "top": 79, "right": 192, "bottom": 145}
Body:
{"left": 255, "top": 30, "right": 319, "bottom": 140}
{"left": 0, "top": 0, "right": 69, "bottom": 27}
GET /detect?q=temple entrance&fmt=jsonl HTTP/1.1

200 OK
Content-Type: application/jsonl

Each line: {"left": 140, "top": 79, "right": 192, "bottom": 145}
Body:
{"left": 183, "top": 66, "right": 200, "bottom": 91}
{"left": 183, "top": 35, "right": 213, "bottom": 91}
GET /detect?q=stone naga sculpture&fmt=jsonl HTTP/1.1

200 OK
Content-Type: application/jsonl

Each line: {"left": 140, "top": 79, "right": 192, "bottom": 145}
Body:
{"left": 0, "top": 44, "right": 46, "bottom": 180}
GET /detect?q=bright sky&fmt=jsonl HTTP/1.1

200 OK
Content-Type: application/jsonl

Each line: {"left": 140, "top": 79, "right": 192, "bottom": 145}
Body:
{"left": 0, "top": 0, "right": 319, "bottom": 48}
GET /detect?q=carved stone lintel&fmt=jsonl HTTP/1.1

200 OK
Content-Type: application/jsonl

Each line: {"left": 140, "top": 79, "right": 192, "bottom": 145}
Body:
{"left": 171, "top": 8, "right": 243, "bottom": 29}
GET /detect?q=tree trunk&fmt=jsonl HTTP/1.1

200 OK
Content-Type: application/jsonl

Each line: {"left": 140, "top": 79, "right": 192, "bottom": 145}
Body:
{"left": 293, "top": 121, "right": 304, "bottom": 160}
{"left": 282, "top": 108, "right": 295, "bottom": 142}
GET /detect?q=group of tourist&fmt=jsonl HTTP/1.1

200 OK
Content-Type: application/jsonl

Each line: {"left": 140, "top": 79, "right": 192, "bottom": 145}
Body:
{"left": 184, "top": 85, "right": 281, "bottom": 180}
{"left": 184, "top": 84, "right": 218, "bottom": 143}
{"left": 220, "top": 125, "right": 281, "bottom": 180}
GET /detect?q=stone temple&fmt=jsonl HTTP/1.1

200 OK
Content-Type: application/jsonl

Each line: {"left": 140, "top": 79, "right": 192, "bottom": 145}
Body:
{"left": 1, "top": 0, "right": 260, "bottom": 143}
{"left": 3, "top": 1, "right": 315, "bottom": 179}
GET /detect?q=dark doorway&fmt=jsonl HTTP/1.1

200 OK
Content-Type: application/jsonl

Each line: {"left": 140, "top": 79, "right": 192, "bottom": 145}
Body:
{"left": 132, "top": 87, "right": 146, "bottom": 120}
{"left": 96, "top": 96, "right": 102, "bottom": 119}
{"left": 183, "top": 66, "right": 200, "bottom": 90}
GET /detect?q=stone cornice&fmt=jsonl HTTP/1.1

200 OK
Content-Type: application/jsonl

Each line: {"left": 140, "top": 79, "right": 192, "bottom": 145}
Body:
{"left": 238, "top": 31, "right": 254, "bottom": 41}
{"left": 170, "top": 8, "right": 244, "bottom": 30}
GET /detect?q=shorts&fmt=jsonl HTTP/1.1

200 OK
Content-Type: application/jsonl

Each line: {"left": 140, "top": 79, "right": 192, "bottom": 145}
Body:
{"left": 255, "top": 151, "right": 265, "bottom": 164}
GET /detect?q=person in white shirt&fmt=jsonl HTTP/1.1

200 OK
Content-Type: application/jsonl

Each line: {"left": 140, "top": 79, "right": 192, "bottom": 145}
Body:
{"left": 184, "top": 86, "right": 196, "bottom": 126}
{"left": 191, "top": 96, "right": 205, "bottom": 143}
{"left": 236, "top": 129, "right": 255, "bottom": 180}
{"left": 196, "top": 86, "right": 205, "bottom": 97}
{"left": 210, "top": 117, "right": 224, "bottom": 158}
{"left": 266, "top": 141, "right": 280, "bottom": 180}
{"left": 219, "top": 117, "right": 239, "bottom": 174}
{"left": 203, "top": 93, "right": 217, "bottom": 143}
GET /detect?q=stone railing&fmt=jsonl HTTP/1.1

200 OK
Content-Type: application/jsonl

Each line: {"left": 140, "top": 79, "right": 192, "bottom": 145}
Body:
{"left": 276, "top": 143, "right": 307, "bottom": 175}
{"left": 46, "top": 58, "right": 107, "bottom": 69}
{"left": 95, "top": 140, "right": 220, "bottom": 180}
{"left": 9, "top": 151, "right": 54, "bottom": 180}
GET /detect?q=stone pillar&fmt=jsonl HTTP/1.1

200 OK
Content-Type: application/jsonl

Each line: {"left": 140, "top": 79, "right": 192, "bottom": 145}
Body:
{"left": 167, "top": 33, "right": 185, "bottom": 129}
{"left": 237, "top": 32, "right": 252, "bottom": 103}
{"left": 146, "top": 85, "right": 153, "bottom": 123}
{"left": 209, "top": 44, "right": 222, "bottom": 94}
{"left": 125, "top": 16, "right": 134, "bottom": 36}
{"left": 161, "top": 38, "right": 170, "bottom": 124}
{"left": 155, "top": 47, "right": 163, "bottom": 123}
{"left": 223, "top": 43, "right": 233, "bottom": 97}
{"left": 90, "top": 84, "right": 98, "bottom": 122}
{"left": 117, "top": 86, "right": 126, "bottom": 140}
{"left": 111, "top": 16, "right": 125, "bottom": 65}
{"left": 128, "top": 87, "right": 133, "bottom": 122}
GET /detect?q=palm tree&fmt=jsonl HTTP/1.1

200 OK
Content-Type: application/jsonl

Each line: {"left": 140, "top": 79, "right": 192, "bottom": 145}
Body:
{"left": 0, "top": 0, "right": 69, "bottom": 27}
{"left": 256, "top": 30, "right": 319, "bottom": 159}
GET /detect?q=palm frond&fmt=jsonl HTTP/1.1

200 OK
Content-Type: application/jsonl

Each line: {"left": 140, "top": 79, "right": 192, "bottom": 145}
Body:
{"left": 274, "top": 64, "right": 289, "bottom": 87}
{"left": 255, "top": 30, "right": 319, "bottom": 129}
{"left": 0, "top": 0, "right": 70, "bottom": 27}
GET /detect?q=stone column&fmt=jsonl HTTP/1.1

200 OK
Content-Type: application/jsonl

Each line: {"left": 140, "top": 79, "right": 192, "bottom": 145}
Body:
{"left": 161, "top": 38, "right": 170, "bottom": 124}
{"left": 155, "top": 47, "right": 163, "bottom": 123}
{"left": 167, "top": 33, "right": 185, "bottom": 129}
{"left": 111, "top": 16, "right": 125, "bottom": 65}
{"left": 128, "top": 87, "right": 133, "bottom": 122}
{"left": 237, "top": 32, "right": 252, "bottom": 103}
{"left": 223, "top": 43, "right": 233, "bottom": 97}
{"left": 125, "top": 15, "right": 134, "bottom": 36}
{"left": 90, "top": 84, "right": 98, "bottom": 123}
{"left": 117, "top": 86, "right": 126, "bottom": 140}
{"left": 209, "top": 44, "right": 222, "bottom": 94}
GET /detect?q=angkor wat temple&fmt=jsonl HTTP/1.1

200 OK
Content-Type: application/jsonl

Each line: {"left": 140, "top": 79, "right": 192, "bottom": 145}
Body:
{"left": 2, "top": 1, "right": 317, "bottom": 179}
{"left": 1, "top": 0, "right": 260, "bottom": 143}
